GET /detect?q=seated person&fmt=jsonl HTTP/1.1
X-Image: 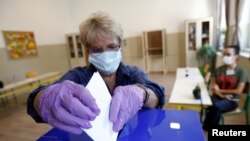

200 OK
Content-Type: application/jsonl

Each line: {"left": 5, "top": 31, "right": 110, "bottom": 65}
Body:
{"left": 203, "top": 45, "right": 249, "bottom": 130}
{"left": 27, "top": 12, "right": 165, "bottom": 135}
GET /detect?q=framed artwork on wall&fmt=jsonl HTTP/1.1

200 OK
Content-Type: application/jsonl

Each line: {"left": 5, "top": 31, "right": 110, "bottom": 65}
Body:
{"left": 2, "top": 31, "right": 38, "bottom": 59}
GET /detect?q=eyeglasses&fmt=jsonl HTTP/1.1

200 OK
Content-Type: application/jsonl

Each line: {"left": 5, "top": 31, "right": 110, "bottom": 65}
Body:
{"left": 88, "top": 44, "right": 121, "bottom": 54}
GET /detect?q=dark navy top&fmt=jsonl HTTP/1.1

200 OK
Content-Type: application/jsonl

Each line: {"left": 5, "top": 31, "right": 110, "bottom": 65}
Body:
{"left": 27, "top": 63, "right": 166, "bottom": 122}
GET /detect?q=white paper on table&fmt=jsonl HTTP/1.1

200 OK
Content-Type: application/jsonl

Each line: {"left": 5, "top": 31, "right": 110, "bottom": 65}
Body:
{"left": 81, "top": 72, "right": 118, "bottom": 141}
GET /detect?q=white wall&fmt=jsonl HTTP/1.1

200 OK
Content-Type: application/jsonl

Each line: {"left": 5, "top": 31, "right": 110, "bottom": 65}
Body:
{"left": 0, "top": 0, "right": 216, "bottom": 47}
{"left": 68, "top": 0, "right": 216, "bottom": 37}
{"left": 0, "top": 0, "right": 71, "bottom": 47}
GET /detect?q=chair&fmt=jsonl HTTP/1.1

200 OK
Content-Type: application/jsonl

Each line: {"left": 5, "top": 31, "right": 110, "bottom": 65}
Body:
{"left": 221, "top": 82, "right": 250, "bottom": 124}
{"left": 26, "top": 70, "right": 38, "bottom": 78}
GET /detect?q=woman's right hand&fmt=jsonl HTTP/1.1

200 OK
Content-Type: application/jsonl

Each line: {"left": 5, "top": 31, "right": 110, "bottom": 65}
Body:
{"left": 37, "top": 80, "right": 100, "bottom": 134}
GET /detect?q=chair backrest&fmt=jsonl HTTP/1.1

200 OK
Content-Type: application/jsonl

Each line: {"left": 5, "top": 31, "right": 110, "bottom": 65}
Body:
{"left": 243, "top": 82, "right": 249, "bottom": 94}
{"left": 242, "top": 82, "right": 250, "bottom": 111}
{"left": 26, "top": 70, "right": 38, "bottom": 78}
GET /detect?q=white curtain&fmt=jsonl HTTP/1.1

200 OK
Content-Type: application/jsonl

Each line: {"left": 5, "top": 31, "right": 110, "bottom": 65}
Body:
{"left": 215, "top": 0, "right": 223, "bottom": 50}
{"left": 238, "top": 0, "right": 250, "bottom": 50}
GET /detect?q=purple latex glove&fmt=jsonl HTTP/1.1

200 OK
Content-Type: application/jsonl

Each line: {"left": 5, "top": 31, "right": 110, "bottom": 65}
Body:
{"left": 39, "top": 80, "right": 100, "bottom": 134}
{"left": 109, "top": 85, "right": 144, "bottom": 132}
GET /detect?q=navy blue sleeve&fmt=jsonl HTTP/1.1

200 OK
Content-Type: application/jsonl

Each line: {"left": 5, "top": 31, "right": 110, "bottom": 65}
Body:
{"left": 27, "top": 85, "right": 47, "bottom": 123}
{"left": 130, "top": 66, "right": 166, "bottom": 108}
{"left": 27, "top": 67, "right": 93, "bottom": 123}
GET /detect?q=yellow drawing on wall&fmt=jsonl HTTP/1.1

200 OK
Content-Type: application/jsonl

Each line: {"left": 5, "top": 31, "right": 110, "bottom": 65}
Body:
{"left": 2, "top": 31, "right": 38, "bottom": 59}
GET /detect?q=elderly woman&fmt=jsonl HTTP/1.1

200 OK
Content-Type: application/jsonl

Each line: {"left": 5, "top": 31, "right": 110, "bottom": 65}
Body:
{"left": 27, "top": 12, "right": 165, "bottom": 135}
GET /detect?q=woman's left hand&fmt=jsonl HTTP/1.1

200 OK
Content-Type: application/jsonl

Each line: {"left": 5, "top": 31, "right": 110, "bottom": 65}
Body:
{"left": 109, "top": 85, "right": 144, "bottom": 132}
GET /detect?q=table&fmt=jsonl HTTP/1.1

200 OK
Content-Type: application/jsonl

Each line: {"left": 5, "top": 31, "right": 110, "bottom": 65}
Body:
{"left": 169, "top": 68, "right": 212, "bottom": 114}
{"left": 37, "top": 109, "right": 206, "bottom": 141}
{"left": 0, "top": 71, "right": 62, "bottom": 107}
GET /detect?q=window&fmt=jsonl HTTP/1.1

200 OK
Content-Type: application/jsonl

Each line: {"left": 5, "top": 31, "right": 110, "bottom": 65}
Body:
{"left": 218, "top": 0, "right": 227, "bottom": 51}
{"left": 246, "top": 22, "right": 250, "bottom": 52}
{"left": 218, "top": 0, "right": 250, "bottom": 58}
{"left": 238, "top": 0, "right": 250, "bottom": 55}
{"left": 245, "top": 25, "right": 250, "bottom": 52}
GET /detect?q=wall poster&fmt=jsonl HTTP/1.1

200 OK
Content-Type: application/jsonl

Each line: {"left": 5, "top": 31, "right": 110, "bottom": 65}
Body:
{"left": 2, "top": 31, "right": 38, "bottom": 59}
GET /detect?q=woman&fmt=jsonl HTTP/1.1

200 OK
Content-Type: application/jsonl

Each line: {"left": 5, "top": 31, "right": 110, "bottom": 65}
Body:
{"left": 27, "top": 12, "right": 165, "bottom": 135}
{"left": 203, "top": 45, "right": 248, "bottom": 130}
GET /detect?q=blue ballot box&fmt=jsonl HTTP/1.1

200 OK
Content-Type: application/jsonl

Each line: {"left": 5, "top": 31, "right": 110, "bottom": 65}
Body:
{"left": 37, "top": 109, "right": 205, "bottom": 141}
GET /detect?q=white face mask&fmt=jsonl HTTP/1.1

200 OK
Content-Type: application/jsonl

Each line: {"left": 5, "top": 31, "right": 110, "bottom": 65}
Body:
{"left": 223, "top": 56, "right": 234, "bottom": 65}
{"left": 89, "top": 50, "right": 122, "bottom": 75}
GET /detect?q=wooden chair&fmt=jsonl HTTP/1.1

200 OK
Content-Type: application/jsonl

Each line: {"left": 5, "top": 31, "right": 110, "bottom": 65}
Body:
{"left": 26, "top": 70, "right": 38, "bottom": 78}
{"left": 221, "top": 82, "right": 250, "bottom": 124}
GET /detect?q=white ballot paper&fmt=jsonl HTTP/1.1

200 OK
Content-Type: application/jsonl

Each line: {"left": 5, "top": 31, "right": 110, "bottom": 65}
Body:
{"left": 81, "top": 72, "right": 118, "bottom": 141}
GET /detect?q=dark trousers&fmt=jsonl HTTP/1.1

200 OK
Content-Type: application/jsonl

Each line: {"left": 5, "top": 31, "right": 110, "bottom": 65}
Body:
{"left": 203, "top": 95, "right": 238, "bottom": 130}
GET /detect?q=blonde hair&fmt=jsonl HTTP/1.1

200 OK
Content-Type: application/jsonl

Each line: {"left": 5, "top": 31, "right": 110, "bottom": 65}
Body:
{"left": 79, "top": 12, "right": 123, "bottom": 48}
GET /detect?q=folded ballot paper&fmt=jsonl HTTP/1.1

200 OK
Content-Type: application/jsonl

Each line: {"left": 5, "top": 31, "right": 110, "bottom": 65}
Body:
{"left": 81, "top": 72, "right": 118, "bottom": 141}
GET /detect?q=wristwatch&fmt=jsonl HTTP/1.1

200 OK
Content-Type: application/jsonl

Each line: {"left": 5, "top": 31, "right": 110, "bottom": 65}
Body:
{"left": 135, "top": 84, "right": 150, "bottom": 106}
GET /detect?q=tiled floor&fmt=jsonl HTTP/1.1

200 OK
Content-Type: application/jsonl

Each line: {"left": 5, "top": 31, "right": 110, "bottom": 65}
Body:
{"left": 0, "top": 72, "right": 246, "bottom": 141}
